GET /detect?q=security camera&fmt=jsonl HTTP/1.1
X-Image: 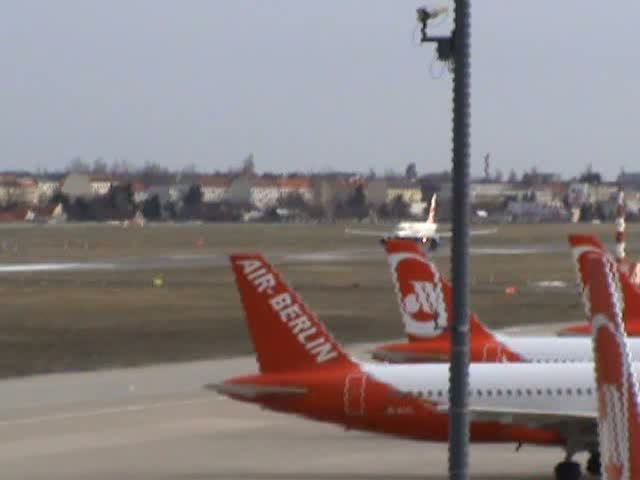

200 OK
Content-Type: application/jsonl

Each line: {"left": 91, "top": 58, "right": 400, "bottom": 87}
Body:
{"left": 416, "top": 5, "right": 448, "bottom": 24}
{"left": 416, "top": 4, "right": 453, "bottom": 63}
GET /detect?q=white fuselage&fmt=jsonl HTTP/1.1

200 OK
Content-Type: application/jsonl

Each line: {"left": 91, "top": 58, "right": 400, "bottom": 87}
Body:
{"left": 361, "top": 360, "right": 623, "bottom": 414}
{"left": 393, "top": 222, "right": 437, "bottom": 239}
{"left": 498, "top": 334, "right": 640, "bottom": 362}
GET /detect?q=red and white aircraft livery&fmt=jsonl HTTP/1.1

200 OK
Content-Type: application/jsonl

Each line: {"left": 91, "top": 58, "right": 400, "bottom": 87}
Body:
{"left": 613, "top": 187, "right": 640, "bottom": 286}
{"left": 372, "top": 238, "right": 640, "bottom": 363}
{"left": 556, "top": 234, "right": 640, "bottom": 337}
{"left": 210, "top": 251, "right": 634, "bottom": 480}
{"left": 588, "top": 252, "right": 640, "bottom": 480}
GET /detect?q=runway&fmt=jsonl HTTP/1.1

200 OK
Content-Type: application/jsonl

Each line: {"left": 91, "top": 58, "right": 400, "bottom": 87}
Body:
{"left": 0, "top": 330, "right": 580, "bottom": 480}
{"left": 0, "top": 243, "right": 567, "bottom": 274}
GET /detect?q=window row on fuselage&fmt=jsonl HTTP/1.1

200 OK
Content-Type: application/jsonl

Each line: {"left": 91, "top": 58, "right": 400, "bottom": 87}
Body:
{"left": 399, "top": 386, "right": 594, "bottom": 400}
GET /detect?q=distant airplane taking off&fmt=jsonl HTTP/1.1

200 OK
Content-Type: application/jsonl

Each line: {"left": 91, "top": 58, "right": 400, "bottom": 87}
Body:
{"left": 344, "top": 194, "right": 496, "bottom": 250}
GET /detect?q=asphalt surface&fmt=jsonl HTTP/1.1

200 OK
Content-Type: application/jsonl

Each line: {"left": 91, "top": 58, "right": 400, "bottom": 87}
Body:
{"left": 0, "top": 244, "right": 568, "bottom": 274}
{"left": 0, "top": 326, "right": 584, "bottom": 480}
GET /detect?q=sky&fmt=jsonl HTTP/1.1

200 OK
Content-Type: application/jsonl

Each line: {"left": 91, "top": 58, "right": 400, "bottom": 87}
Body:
{"left": 0, "top": 1, "right": 638, "bottom": 179}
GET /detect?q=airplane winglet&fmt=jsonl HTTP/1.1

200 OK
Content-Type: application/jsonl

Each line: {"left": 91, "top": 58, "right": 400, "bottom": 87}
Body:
{"left": 205, "top": 382, "right": 308, "bottom": 399}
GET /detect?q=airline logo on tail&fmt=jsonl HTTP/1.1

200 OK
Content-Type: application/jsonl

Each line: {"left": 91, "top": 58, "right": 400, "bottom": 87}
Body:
{"left": 403, "top": 281, "right": 440, "bottom": 318}
{"left": 235, "top": 258, "right": 339, "bottom": 364}
{"left": 588, "top": 253, "right": 640, "bottom": 480}
{"left": 567, "top": 234, "right": 640, "bottom": 321}
{"left": 388, "top": 251, "right": 447, "bottom": 338}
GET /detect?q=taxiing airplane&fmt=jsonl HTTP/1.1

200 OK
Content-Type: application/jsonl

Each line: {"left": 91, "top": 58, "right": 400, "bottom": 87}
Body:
{"left": 345, "top": 194, "right": 496, "bottom": 250}
{"left": 556, "top": 234, "right": 640, "bottom": 337}
{"left": 209, "top": 250, "right": 633, "bottom": 480}
{"left": 587, "top": 250, "right": 640, "bottom": 480}
{"left": 372, "top": 238, "right": 640, "bottom": 363}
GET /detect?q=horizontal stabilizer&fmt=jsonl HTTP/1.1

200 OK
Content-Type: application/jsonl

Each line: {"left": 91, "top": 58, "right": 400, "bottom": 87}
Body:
{"left": 204, "top": 383, "right": 307, "bottom": 399}
{"left": 344, "top": 227, "right": 388, "bottom": 237}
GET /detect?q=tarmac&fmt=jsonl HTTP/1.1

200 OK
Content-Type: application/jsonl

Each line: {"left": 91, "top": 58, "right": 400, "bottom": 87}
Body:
{"left": 0, "top": 244, "right": 567, "bottom": 274}
{"left": 0, "top": 327, "right": 584, "bottom": 480}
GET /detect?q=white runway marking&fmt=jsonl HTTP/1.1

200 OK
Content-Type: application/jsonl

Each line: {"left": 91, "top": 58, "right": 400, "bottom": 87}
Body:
{"left": 0, "top": 244, "right": 565, "bottom": 274}
{"left": 0, "top": 262, "right": 118, "bottom": 273}
{"left": 0, "top": 398, "right": 210, "bottom": 427}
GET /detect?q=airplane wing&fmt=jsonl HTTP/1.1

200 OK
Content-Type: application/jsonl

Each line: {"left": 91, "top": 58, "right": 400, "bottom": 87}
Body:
{"left": 344, "top": 227, "right": 389, "bottom": 237}
{"left": 204, "top": 383, "right": 307, "bottom": 399}
{"left": 436, "top": 228, "right": 498, "bottom": 238}
{"left": 371, "top": 349, "right": 449, "bottom": 363}
{"left": 465, "top": 406, "right": 595, "bottom": 425}
{"left": 436, "top": 404, "right": 596, "bottom": 435}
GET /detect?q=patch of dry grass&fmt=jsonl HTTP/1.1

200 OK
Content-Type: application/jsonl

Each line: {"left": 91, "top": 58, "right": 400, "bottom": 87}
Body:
{"left": 0, "top": 222, "right": 631, "bottom": 378}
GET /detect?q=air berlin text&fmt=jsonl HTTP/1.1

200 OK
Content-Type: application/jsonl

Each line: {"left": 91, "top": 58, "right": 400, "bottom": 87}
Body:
{"left": 237, "top": 259, "right": 339, "bottom": 364}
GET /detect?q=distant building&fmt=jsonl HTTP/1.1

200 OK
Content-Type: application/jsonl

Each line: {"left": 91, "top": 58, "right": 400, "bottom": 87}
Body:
{"left": 471, "top": 182, "right": 508, "bottom": 199}
{"left": 365, "top": 179, "right": 388, "bottom": 206}
{"left": 385, "top": 180, "right": 422, "bottom": 204}
{"left": 567, "top": 182, "right": 590, "bottom": 208}
{"left": 618, "top": 172, "right": 640, "bottom": 188}
{"left": 90, "top": 175, "right": 117, "bottom": 197}
{"left": 61, "top": 173, "right": 92, "bottom": 199}
{"left": 312, "top": 178, "right": 338, "bottom": 217}
{"left": 198, "top": 176, "right": 230, "bottom": 203}
{"left": 212, "top": 175, "right": 316, "bottom": 210}
{"left": 567, "top": 182, "right": 618, "bottom": 207}
{"left": 145, "top": 185, "right": 171, "bottom": 205}
{"left": 0, "top": 177, "right": 38, "bottom": 207}
{"left": 529, "top": 185, "right": 553, "bottom": 205}
{"left": 506, "top": 200, "right": 569, "bottom": 223}
{"left": 131, "top": 182, "right": 148, "bottom": 204}
{"left": 521, "top": 171, "right": 562, "bottom": 185}
{"left": 626, "top": 191, "right": 640, "bottom": 216}
{"left": 310, "top": 175, "right": 354, "bottom": 220}
{"left": 279, "top": 177, "right": 313, "bottom": 204}
{"left": 546, "top": 182, "right": 569, "bottom": 201}
{"left": 225, "top": 175, "right": 253, "bottom": 206}
{"left": 36, "top": 179, "right": 61, "bottom": 204}
{"left": 19, "top": 178, "right": 38, "bottom": 205}
{"left": 169, "top": 184, "right": 190, "bottom": 203}
{"left": 590, "top": 183, "right": 619, "bottom": 203}
{"left": 471, "top": 182, "right": 518, "bottom": 206}
{"left": 250, "top": 177, "right": 280, "bottom": 210}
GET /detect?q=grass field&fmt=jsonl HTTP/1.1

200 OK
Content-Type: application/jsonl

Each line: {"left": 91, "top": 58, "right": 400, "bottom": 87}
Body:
{"left": 0, "top": 221, "right": 637, "bottom": 378}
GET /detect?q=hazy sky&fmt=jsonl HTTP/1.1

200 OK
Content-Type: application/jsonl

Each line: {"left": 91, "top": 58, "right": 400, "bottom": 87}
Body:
{"left": 1, "top": 1, "right": 638, "bottom": 179}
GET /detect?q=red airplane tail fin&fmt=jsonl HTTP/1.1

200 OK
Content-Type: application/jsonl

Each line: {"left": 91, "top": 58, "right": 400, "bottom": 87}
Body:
{"left": 230, "top": 254, "right": 354, "bottom": 374}
{"left": 587, "top": 253, "right": 640, "bottom": 480}
{"left": 568, "top": 234, "right": 606, "bottom": 294}
{"left": 568, "top": 234, "right": 640, "bottom": 320}
{"left": 383, "top": 239, "right": 496, "bottom": 343}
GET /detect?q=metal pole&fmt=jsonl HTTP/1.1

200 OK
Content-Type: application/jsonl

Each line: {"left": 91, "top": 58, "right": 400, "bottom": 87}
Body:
{"left": 448, "top": 0, "right": 471, "bottom": 480}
